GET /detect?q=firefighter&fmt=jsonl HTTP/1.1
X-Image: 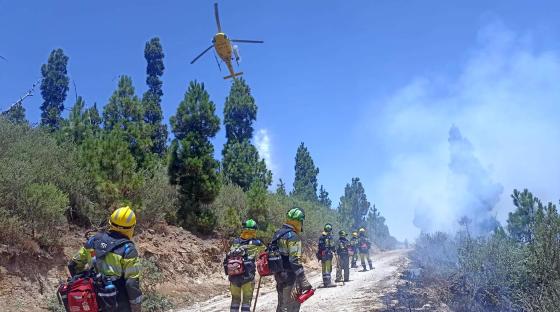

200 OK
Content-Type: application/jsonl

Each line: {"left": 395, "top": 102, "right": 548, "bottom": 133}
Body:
{"left": 335, "top": 230, "right": 351, "bottom": 283}
{"left": 317, "top": 223, "right": 336, "bottom": 287}
{"left": 350, "top": 231, "right": 359, "bottom": 268}
{"left": 358, "top": 228, "right": 373, "bottom": 271}
{"left": 273, "top": 207, "right": 312, "bottom": 312}
{"left": 223, "top": 219, "right": 265, "bottom": 312}
{"left": 68, "top": 206, "right": 143, "bottom": 312}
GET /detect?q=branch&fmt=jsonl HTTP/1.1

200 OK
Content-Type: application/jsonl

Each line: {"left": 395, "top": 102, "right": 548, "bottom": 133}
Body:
{"left": 4, "top": 79, "right": 41, "bottom": 110}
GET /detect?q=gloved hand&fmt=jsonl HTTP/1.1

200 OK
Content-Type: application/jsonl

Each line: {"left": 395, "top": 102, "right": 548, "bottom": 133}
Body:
{"left": 130, "top": 303, "right": 142, "bottom": 312}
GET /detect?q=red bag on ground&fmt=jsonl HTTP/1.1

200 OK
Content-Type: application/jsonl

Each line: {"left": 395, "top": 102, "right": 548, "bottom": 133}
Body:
{"left": 65, "top": 277, "right": 99, "bottom": 312}
{"left": 256, "top": 251, "right": 272, "bottom": 276}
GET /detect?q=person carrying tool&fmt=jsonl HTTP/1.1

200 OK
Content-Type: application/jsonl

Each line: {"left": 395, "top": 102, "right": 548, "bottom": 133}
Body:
{"left": 358, "top": 227, "right": 374, "bottom": 271}
{"left": 273, "top": 207, "right": 312, "bottom": 312}
{"left": 68, "top": 206, "right": 143, "bottom": 312}
{"left": 335, "top": 230, "right": 351, "bottom": 283}
{"left": 317, "top": 223, "right": 336, "bottom": 287}
{"left": 223, "top": 219, "right": 264, "bottom": 312}
{"left": 350, "top": 231, "right": 359, "bottom": 268}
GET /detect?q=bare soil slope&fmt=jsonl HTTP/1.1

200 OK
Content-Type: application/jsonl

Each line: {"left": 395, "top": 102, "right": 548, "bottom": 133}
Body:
{"left": 0, "top": 224, "right": 227, "bottom": 311}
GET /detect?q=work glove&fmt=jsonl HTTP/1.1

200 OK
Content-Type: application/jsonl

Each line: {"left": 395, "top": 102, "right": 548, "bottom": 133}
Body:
{"left": 130, "top": 303, "right": 142, "bottom": 312}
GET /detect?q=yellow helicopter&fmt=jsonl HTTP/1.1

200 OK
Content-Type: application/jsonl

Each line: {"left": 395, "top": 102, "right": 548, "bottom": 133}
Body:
{"left": 190, "top": 3, "right": 263, "bottom": 79}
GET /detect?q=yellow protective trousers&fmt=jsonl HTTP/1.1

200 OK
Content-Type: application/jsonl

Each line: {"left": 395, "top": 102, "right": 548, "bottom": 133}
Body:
{"left": 229, "top": 281, "right": 255, "bottom": 312}
{"left": 321, "top": 259, "right": 332, "bottom": 286}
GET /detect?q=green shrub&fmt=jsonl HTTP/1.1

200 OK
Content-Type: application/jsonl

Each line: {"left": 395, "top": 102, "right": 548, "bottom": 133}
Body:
{"left": 141, "top": 258, "right": 174, "bottom": 312}
{"left": 23, "top": 183, "right": 68, "bottom": 239}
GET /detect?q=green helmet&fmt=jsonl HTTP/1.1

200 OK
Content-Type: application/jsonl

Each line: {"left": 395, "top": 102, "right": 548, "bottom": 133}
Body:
{"left": 324, "top": 223, "right": 333, "bottom": 232}
{"left": 339, "top": 230, "right": 347, "bottom": 237}
{"left": 287, "top": 207, "right": 305, "bottom": 222}
{"left": 243, "top": 219, "right": 257, "bottom": 229}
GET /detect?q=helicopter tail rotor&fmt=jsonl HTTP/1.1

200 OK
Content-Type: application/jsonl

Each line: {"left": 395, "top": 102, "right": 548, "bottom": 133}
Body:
{"left": 214, "top": 3, "right": 222, "bottom": 33}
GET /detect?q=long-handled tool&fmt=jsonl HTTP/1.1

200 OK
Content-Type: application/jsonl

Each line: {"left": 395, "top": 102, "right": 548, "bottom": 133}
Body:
{"left": 252, "top": 275, "right": 263, "bottom": 312}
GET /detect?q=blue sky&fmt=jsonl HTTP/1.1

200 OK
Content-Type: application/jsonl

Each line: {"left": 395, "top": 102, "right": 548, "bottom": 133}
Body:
{"left": 2, "top": 1, "right": 560, "bottom": 240}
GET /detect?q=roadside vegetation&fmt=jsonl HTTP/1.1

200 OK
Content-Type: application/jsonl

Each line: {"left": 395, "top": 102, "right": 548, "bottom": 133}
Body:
{"left": 410, "top": 189, "right": 560, "bottom": 311}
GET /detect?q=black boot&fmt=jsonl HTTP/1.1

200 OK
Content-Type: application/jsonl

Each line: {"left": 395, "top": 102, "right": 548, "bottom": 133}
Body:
{"left": 368, "top": 261, "right": 373, "bottom": 270}
{"left": 361, "top": 265, "right": 368, "bottom": 272}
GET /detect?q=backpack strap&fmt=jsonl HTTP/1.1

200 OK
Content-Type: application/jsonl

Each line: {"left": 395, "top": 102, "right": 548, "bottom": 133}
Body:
{"left": 268, "top": 228, "right": 293, "bottom": 250}
{"left": 93, "top": 233, "right": 131, "bottom": 259}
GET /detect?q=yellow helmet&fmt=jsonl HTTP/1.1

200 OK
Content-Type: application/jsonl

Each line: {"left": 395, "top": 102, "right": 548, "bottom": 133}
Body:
{"left": 109, "top": 206, "right": 136, "bottom": 239}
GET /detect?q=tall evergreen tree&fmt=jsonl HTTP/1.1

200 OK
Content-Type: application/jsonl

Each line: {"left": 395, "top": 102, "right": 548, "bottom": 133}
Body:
{"left": 338, "top": 177, "right": 371, "bottom": 229}
{"left": 40, "top": 49, "right": 69, "bottom": 129}
{"left": 292, "top": 142, "right": 319, "bottom": 201}
{"left": 318, "top": 185, "right": 332, "bottom": 208}
{"left": 103, "top": 76, "right": 152, "bottom": 169}
{"left": 223, "top": 78, "right": 257, "bottom": 142}
{"left": 276, "top": 179, "right": 287, "bottom": 196}
{"left": 507, "top": 189, "right": 541, "bottom": 244}
{"left": 222, "top": 140, "right": 272, "bottom": 191}
{"left": 142, "top": 37, "right": 168, "bottom": 156}
{"left": 83, "top": 103, "right": 102, "bottom": 130}
{"left": 222, "top": 78, "right": 271, "bottom": 190}
{"left": 168, "top": 81, "right": 221, "bottom": 232}
{"left": 1, "top": 103, "right": 27, "bottom": 124}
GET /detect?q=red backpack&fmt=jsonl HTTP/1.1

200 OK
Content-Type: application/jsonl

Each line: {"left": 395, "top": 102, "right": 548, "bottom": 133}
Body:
{"left": 226, "top": 255, "right": 246, "bottom": 276}
{"left": 58, "top": 277, "right": 98, "bottom": 312}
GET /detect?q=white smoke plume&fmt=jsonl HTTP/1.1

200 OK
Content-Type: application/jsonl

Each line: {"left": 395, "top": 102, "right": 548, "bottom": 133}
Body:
{"left": 254, "top": 128, "right": 276, "bottom": 177}
{"left": 369, "top": 23, "right": 560, "bottom": 240}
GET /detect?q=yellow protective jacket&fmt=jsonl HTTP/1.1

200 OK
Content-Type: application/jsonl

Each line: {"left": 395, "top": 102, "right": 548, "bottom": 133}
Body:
{"left": 273, "top": 224, "right": 304, "bottom": 283}
{"left": 68, "top": 231, "right": 142, "bottom": 309}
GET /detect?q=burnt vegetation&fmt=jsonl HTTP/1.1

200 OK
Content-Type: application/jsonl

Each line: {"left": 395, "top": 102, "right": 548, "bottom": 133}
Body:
{"left": 386, "top": 189, "right": 560, "bottom": 311}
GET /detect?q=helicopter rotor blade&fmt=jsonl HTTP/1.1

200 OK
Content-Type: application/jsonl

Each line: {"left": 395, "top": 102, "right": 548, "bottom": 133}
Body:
{"left": 214, "top": 3, "right": 222, "bottom": 33}
{"left": 231, "top": 39, "right": 264, "bottom": 44}
{"left": 213, "top": 52, "right": 222, "bottom": 71}
{"left": 190, "top": 45, "right": 214, "bottom": 64}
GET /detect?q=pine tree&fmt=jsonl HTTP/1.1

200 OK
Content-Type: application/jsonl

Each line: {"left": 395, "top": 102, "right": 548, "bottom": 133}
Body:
{"left": 103, "top": 76, "right": 153, "bottom": 169}
{"left": 292, "top": 142, "right": 319, "bottom": 201}
{"left": 83, "top": 103, "right": 102, "bottom": 130}
{"left": 222, "top": 78, "right": 271, "bottom": 189}
{"left": 276, "top": 179, "right": 287, "bottom": 196}
{"left": 40, "top": 49, "right": 69, "bottom": 129}
{"left": 1, "top": 103, "right": 27, "bottom": 124}
{"left": 66, "top": 96, "right": 88, "bottom": 143}
{"left": 338, "top": 177, "right": 371, "bottom": 229}
{"left": 222, "top": 140, "right": 272, "bottom": 191}
{"left": 168, "top": 81, "right": 221, "bottom": 232}
{"left": 507, "top": 189, "right": 541, "bottom": 244}
{"left": 142, "top": 37, "right": 168, "bottom": 156}
{"left": 318, "top": 185, "right": 332, "bottom": 208}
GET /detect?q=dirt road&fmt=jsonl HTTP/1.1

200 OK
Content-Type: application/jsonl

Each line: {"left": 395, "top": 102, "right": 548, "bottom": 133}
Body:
{"left": 180, "top": 249, "right": 410, "bottom": 312}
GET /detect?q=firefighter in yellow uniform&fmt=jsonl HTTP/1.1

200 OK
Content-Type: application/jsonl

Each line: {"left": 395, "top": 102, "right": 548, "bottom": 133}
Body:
{"left": 317, "top": 223, "right": 336, "bottom": 287}
{"left": 358, "top": 228, "right": 373, "bottom": 272}
{"left": 350, "top": 231, "right": 359, "bottom": 268}
{"left": 68, "top": 206, "right": 143, "bottom": 312}
{"left": 274, "top": 207, "right": 312, "bottom": 312}
{"left": 223, "top": 219, "right": 265, "bottom": 312}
